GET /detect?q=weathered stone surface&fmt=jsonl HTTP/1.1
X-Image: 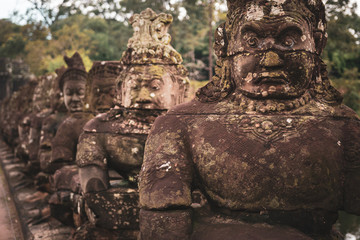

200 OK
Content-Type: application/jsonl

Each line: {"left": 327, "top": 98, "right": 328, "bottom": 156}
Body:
{"left": 72, "top": 221, "right": 138, "bottom": 240}
{"left": 139, "top": 1, "right": 360, "bottom": 239}
{"left": 49, "top": 112, "right": 93, "bottom": 173}
{"left": 139, "top": 209, "right": 192, "bottom": 240}
{"left": 84, "top": 188, "right": 139, "bottom": 230}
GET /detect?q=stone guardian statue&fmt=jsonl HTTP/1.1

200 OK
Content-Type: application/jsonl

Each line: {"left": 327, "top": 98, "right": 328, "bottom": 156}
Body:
{"left": 139, "top": 1, "right": 360, "bottom": 239}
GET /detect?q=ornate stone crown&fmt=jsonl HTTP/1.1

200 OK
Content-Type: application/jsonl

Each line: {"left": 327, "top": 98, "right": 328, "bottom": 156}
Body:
{"left": 121, "top": 8, "right": 182, "bottom": 65}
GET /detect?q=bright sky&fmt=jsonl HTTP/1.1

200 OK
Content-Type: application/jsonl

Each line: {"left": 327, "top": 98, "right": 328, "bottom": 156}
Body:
{"left": 1, "top": 0, "right": 360, "bottom": 23}
{"left": 0, "top": 0, "right": 32, "bottom": 20}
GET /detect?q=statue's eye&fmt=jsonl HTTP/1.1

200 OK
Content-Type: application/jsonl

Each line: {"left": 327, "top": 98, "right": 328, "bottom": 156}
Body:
{"left": 65, "top": 89, "right": 72, "bottom": 96}
{"left": 282, "top": 35, "right": 296, "bottom": 47}
{"left": 78, "top": 89, "right": 85, "bottom": 96}
{"left": 150, "top": 79, "right": 163, "bottom": 91}
{"left": 243, "top": 31, "right": 259, "bottom": 48}
{"left": 247, "top": 37, "right": 258, "bottom": 47}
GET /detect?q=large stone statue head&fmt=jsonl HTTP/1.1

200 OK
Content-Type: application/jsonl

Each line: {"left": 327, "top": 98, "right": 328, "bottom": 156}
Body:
{"left": 198, "top": 0, "right": 341, "bottom": 110}
{"left": 85, "top": 61, "right": 121, "bottom": 113}
{"left": 119, "top": 8, "right": 189, "bottom": 110}
{"left": 58, "top": 52, "right": 87, "bottom": 113}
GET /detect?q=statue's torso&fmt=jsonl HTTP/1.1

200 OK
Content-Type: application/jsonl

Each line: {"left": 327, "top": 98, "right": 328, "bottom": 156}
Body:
{"left": 98, "top": 132, "right": 147, "bottom": 174}
{"left": 165, "top": 99, "right": 360, "bottom": 212}
{"left": 80, "top": 108, "right": 164, "bottom": 178}
{"left": 187, "top": 114, "right": 345, "bottom": 211}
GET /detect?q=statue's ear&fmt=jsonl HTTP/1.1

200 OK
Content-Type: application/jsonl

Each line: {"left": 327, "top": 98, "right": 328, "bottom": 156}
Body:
{"left": 314, "top": 30, "right": 327, "bottom": 55}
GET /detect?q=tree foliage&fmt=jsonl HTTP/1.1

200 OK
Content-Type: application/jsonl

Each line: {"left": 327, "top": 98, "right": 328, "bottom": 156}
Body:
{"left": 323, "top": 0, "right": 360, "bottom": 114}
{"left": 1, "top": 0, "right": 227, "bottom": 81}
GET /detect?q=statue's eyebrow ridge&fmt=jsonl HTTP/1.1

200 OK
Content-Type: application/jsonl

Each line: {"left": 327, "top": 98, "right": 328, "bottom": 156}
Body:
{"left": 276, "top": 22, "right": 304, "bottom": 36}
{"left": 240, "top": 22, "right": 262, "bottom": 35}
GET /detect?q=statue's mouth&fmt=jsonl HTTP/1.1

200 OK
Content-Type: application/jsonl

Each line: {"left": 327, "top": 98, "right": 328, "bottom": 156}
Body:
{"left": 255, "top": 71, "right": 288, "bottom": 85}
{"left": 70, "top": 103, "right": 82, "bottom": 109}
{"left": 258, "top": 77, "right": 287, "bottom": 85}
{"left": 133, "top": 102, "right": 157, "bottom": 109}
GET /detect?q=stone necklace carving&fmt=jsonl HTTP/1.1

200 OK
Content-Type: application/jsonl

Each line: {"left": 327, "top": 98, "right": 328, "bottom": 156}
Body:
{"left": 228, "top": 91, "right": 312, "bottom": 114}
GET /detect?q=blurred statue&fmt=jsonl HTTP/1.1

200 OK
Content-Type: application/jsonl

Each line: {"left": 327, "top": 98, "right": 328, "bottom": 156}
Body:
{"left": 38, "top": 66, "right": 68, "bottom": 175}
{"left": 139, "top": 1, "right": 360, "bottom": 239}
{"left": 49, "top": 55, "right": 122, "bottom": 227}
{"left": 12, "top": 80, "right": 37, "bottom": 160}
{"left": 75, "top": 8, "right": 188, "bottom": 237}
{"left": 21, "top": 74, "right": 54, "bottom": 174}
{"left": 46, "top": 52, "right": 89, "bottom": 225}
{"left": 48, "top": 52, "right": 88, "bottom": 173}
{"left": 84, "top": 61, "right": 120, "bottom": 114}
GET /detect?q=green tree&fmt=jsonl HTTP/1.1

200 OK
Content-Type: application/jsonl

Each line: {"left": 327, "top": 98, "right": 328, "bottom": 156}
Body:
{"left": 323, "top": 0, "right": 360, "bottom": 113}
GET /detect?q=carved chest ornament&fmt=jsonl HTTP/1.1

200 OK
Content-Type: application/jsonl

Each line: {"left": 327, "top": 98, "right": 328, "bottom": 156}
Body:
{"left": 234, "top": 115, "right": 313, "bottom": 143}
{"left": 220, "top": 91, "right": 316, "bottom": 143}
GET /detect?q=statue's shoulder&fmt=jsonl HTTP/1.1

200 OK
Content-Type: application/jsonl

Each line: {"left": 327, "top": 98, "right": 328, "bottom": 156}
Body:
{"left": 83, "top": 109, "right": 124, "bottom": 133}
{"left": 58, "top": 114, "right": 76, "bottom": 128}
{"left": 42, "top": 113, "right": 57, "bottom": 124}
{"left": 334, "top": 104, "right": 360, "bottom": 121}
{"left": 83, "top": 113, "right": 108, "bottom": 133}
{"left": 61, "top": 112, "right": 92, "bottom": 128}
{"left": 167, "top": 99, "right": 217, "bottom": 115}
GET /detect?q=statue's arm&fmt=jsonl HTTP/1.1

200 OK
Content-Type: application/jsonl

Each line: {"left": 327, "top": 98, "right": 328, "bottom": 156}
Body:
{"left": 343, "top": 119, "right": 360, "bottom": 215}
{"left": 76, "top": 132, "right": 109, "bottom": 193}
{"left": 139, "top": 115, "right": 193, "bottom": 240}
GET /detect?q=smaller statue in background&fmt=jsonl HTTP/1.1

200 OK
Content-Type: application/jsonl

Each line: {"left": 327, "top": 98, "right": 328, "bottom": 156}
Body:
{"left": 48, "top": 52, "right": 88, "bottom": 173}
{"left": 74, "top": 8, "right": 188, "bottom": 238}
{"left": 47, "top": 52, "right": 89, "bottom": 226}
{"left": 84, "top": 61, "right": 120, "bottom": 114}
{"left": 25, "top": 74, "right": 55, "bottom": 174}
{"left": 38, "top": 66, "right": 68, "bottom": 175}
{"left": 49, "top": 56, "right": 122, "bottom": 227}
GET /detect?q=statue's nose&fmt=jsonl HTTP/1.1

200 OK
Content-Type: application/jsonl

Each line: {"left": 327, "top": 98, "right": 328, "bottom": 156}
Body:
{"left": 259, "top": 51, "right": 284, "bottom": 68}
{"left": 136, "top": 87, "right": 152, "bottom": 102}
{"left": 71, "top": 93, "right": 81, "bottom": 102}
{"left": 259, "top": 37, "right": 276, "bottom": 50}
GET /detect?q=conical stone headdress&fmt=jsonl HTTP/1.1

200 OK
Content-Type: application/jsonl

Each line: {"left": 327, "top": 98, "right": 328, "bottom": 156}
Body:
{"left": 59, "top": 52, "right": 87, "bottom": 91}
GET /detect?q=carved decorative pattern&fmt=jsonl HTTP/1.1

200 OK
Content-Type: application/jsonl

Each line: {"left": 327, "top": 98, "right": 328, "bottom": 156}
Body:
{"left": 226, "top": 115, "right": 314, "bottom": 143}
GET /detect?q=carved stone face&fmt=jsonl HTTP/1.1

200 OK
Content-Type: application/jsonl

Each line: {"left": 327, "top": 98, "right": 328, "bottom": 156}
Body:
{"left": 121, "top": 65, "right": 183, "bottom": 109}
{"left": 229, "top": 13, "right": 316, "bottom": 99}
{"left": 63, "top": 80, "right": 85, "bottom": 112}
{"left": 91, "top": 80, "right": 116, "bottom": 113}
